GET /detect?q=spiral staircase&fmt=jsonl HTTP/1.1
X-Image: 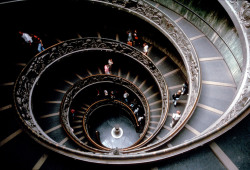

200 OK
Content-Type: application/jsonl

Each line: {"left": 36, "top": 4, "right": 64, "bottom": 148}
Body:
{"left": 0, "top": 0, "right": 249, "bottom": 169}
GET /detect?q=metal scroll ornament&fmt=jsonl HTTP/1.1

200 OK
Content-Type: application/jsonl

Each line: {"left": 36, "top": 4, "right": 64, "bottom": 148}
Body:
{"left": 14, "top": 37, "right": 167, "bottom": 153}
{"left": 93, "top": 0, "right": 201, "bottom": 148}
{"left": 240, "top": 1, "right": 250, "bottom": 28}
{"left": 60, "top": 75, "right": 149, "bottom": 150}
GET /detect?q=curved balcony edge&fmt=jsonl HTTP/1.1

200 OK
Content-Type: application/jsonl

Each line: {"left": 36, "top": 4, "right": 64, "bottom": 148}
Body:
{"left": 91, "top": 0, "right": 201, "bottom": 153}
{"left": 13, "top": 37, "right": 170, "bottom": 156}
{"left": 60, "top": 74, "right": 149, "bottom": 151}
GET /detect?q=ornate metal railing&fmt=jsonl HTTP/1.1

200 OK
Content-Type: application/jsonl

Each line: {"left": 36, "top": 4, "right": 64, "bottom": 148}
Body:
{"left": 84, "top": 99, "right": 140, "bottom": 130}
{"left": 60, "top": 75, "right": 148, "bottom": 150}
{"left": 92, "top": 0, "right": 201, "bottom": 152}
{"left": 12, "top": 0, "right": 249, "bottom": 164}
{"left": 83, "top": 99, "right": 141, "bottom": 148}
{"left": 200, "top": 0, "right": 250, "bottom": 135}
{"left": 91, "top": 0, "right": 250, "bottom": 159}
{"left": 14, "top": 36, "right": 170, "bottom": 157}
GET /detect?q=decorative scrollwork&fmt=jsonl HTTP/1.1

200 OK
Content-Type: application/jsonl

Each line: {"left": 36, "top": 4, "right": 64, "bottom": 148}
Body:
{"left": 203, "top": 0, "right": 250, "bottom": 133}
{"left": 84, "top": 99, "right": 140, "bottom": 130}
{"left": 14, "top": 37, "right": 165, "bottom": 153}
{"left": 93, "top": 0, "right": 201, "bottom": 151}
{"left": 12, "top": 0, "right": 250, "bottom": 164}
{"left": 229, "top": 0, "right": 239, "bottom": 12}
{"left": 15, "top": 0, "right": 201, "bottom": 158}
{"left": 208, "top": 65, "right": 250, "bottom": 132}
{"left": 60, "top": 75, "right": 149, "bottom": 150}
{"left": 240, "top": 1, "right": 250, "bottom": 28}
{"left": 228, "top": 0, "right": 250, "bottom": 28}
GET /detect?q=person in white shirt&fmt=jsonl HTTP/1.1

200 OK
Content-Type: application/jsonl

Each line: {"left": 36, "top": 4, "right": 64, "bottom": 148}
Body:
{"left": 123, "top": 90, "right": 129, "bottom": 103}
{"left": 134, "top": 107, "right": 139, "bottom": 116}
{"left": 104, "top": 90, "right": 109, "bottom": 98}
{"left": 138, "top": 116, "right": 144, "bottom": 127}
{"left": 170, "top": 110, "right": 181, "bottom": 128}
{"left": 19, "top": 31, "right": 33, "bottom": 45}
{"left": 108, "top": 59, "right": 113, "bottom": 66}
{"left": 107, "top": 59, "right": 113, "bottom": 73}
{"left": 143, "top": 43, "right": 149, "bottom": 55}
{"left": 138, "top": 116, "right": 144, "bottom": 122}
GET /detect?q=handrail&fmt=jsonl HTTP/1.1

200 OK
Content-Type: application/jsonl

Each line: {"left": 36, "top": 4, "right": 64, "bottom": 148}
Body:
{"left": 95, "top": 131, "right": 104, "bottom": 147}
{"left": 13, "top": 0, "right": 204, "bottom": 163}
{"left": 84, "top": 99, "right": 140, "bottom": 129}
{"left": 11, "top": 0, "right": 249, "bottom": 164}
{"left": 14, "top": 36, "right": 168, "bottom": 154}
{"left": 61, "top": 74, "right": 150, "bottom": 151}
{"left": 82, "top": 99, "right": 140, "bottom": 149}
{"left": 105, "top": 0, "right": 201, "bottom": 153}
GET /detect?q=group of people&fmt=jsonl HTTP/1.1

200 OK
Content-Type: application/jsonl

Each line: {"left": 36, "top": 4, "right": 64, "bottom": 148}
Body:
{"left": 127, "top": 29, "right": 139, "bottom": 46}
{"left": 19, "top": 29, "right": 149, "bottom": 57}
{"left": 96, "top": 88, "right": 144, "bottom": 126}
{"left": 123, "top": 90, "right": 144, "bottom": 126}
{"left": 126, "top": 29, "right": 149, "bottom": 56}
{"left": 103, "top": 57, "right": 146, "bottom": 126}
{"left": 19, "top": 31, "right": 45, "bottom": 53}
{"left": 170, "top": 81, "right": 189, "bottom": 128}
{"left": 101, "top": 89, "right": 117, "bottom": 100}
{"left": 126, "top": 28, "right": 188, "bottom": 128}
{"left": 20, "top": 29, "right": 185, "bottom": 130}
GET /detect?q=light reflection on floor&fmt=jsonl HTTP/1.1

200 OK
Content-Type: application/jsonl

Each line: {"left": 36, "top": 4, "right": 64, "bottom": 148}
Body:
{"left": 97, "top": 114, "right": 140, "bottom": 149}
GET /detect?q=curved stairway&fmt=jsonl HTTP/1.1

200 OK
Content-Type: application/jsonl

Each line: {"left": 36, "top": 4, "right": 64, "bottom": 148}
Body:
{"left": 32, "top": 51, "right": 162, "bottom": 151}
{"left": 0, "top": 0, "right": 249, "bottom": 169}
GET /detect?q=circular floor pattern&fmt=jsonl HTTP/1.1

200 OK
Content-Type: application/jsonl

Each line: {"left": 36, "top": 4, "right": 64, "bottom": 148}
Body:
{"left": 89, "top": 106, "right": 140, "bottom": 149}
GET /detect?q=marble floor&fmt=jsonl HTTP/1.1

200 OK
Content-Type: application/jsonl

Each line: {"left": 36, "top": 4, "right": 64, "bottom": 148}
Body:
{"left": 89, "top": 106, "right": 140, "bottom": 149}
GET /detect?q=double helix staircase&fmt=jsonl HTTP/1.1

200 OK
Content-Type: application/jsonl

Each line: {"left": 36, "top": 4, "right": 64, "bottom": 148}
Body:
{"left": 0, "top": 0, "right": 249, "bottom": 169}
